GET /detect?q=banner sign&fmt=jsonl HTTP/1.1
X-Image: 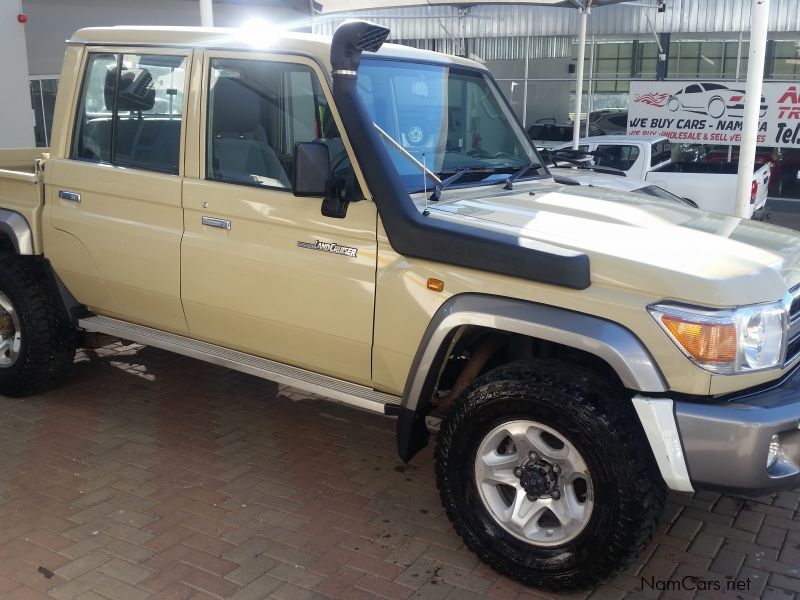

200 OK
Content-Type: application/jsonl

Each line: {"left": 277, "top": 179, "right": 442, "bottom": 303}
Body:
{"left": 628, "top": 81, "right": 800, "bottom": 148}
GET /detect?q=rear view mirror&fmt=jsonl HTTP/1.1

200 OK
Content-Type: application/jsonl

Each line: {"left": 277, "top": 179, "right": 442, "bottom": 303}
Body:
{"left": 293, "top": 142, "right": 350, "bottom": 218}
{"left": 293, "top": 142, "right": 330, "bottom": 197}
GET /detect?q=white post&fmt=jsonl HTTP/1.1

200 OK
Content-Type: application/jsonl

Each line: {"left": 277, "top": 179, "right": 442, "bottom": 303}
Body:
{"left": 733, "top": 0, "right": 770, "bottom": 218}
{"left": 572, "top": 7, "right": 589, "bottom": 150}
{"left": 199, "top": 0, "right": 214, "bottom": 27}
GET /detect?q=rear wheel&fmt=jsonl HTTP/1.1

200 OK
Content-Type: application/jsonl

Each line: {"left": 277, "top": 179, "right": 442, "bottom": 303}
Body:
{"left": 436, "top": 359, "right": 665, "bottom": 591}
{"left": 0, "top": 254, "right": 75, "bottom": 397}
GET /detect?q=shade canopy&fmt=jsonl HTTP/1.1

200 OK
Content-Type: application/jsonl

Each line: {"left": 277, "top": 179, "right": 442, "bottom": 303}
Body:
{"left": 317, "top": 0, "right": 630, "bottom": 14}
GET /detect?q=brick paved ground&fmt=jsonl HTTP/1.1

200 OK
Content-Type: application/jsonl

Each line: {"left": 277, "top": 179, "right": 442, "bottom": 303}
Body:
{"left": 0, "top": 342, "right": 799, "bottom": 600}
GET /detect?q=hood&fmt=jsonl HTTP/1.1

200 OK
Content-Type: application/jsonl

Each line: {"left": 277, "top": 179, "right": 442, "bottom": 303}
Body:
{"left": 423, "top": 180, "right": 800, "bottom": 306}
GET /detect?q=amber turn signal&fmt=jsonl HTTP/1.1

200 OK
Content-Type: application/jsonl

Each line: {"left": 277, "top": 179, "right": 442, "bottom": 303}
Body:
{"left": 427, "top": 278, "right": 444, "bottom": 292}
{"left": 661, "top": 315, "right": 737, "bottom": 363}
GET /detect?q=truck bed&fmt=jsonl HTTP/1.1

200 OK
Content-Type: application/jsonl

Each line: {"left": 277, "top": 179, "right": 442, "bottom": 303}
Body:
{"left": 0, "top": 148, "right": 45, "bottom": 253}
{"left": 653, "top": 161, "right": 767, "bottom": 176}
{"left": 646, "top": 161, "right": 771, "bottom": 217}
{"left": 0, "top": 148, "right": 46, "bottom": 174}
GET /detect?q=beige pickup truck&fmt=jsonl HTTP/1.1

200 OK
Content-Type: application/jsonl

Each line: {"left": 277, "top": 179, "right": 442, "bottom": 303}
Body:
{"left": 2, "top": 21, "right": 800, "bottom": 592}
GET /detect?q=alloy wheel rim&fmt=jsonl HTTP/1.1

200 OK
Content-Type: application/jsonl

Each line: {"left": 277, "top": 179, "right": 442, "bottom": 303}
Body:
{"left": 474, "top": 419, "right": 594, "bottom": 546}
{"left": 0, "top": 291, "right": 21, "bottom": 368}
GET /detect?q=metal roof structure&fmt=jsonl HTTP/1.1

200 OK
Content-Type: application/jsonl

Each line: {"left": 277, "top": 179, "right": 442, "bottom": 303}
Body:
{"left": 317, "top": 0, "right": 628, "bottom": 14}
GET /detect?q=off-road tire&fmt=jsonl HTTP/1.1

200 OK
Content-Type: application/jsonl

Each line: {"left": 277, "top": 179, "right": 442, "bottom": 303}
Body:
{"left": 435, "top": 359, "right": 665, "bottom": 591}
{"left": 0, "top": 253, "right": 75, "bottom": 397}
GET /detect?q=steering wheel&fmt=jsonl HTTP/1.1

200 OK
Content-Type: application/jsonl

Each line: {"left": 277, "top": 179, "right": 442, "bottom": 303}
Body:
{"left": 493, "top": 152, "right": 515, "bottom": 160}
{"left": 468, "top": 149, "right": 490, "bottom": 159}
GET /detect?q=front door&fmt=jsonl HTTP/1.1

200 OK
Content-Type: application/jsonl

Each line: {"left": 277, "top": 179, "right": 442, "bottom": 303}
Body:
{"left": 45, "top": 48, "right": 191, "bottom": 333}
{"left": 181, "top": 51, "right": 377, "bottom": 385}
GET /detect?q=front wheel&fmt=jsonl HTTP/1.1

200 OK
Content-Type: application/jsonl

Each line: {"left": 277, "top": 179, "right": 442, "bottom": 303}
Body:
{"left": 435, "top": 360, "right": 665, "bottom": 591}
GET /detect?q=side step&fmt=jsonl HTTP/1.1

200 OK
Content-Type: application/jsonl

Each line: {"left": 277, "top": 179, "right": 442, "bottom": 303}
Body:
{"left": 78, "top": 315, "right": 401, "bottom": 414}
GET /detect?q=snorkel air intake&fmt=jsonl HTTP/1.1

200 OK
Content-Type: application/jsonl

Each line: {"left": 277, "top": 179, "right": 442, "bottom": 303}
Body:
{"left": 329, "top": 21, "right": 590, "bottom": 290}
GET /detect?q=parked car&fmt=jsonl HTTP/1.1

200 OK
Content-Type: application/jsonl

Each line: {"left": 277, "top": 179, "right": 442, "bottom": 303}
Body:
{"left": 546, "top": 152, "right": 699, "bottom": 209}
{"left": 703, "top": 145, "right": 800, "bottom": 197}
{"left": 587, "top": 109, "right": 628, "bottom": 135}
{"left": 2, "top": 21, "right": 800, "bottom": 593}
{"left": 667, "top": 82, "right": 768, "bottom": 119}
{"left": 528, "top": 120, "right": 602, "bottom": 149}
{"left": 554, "top": 135, "right": 771, "bottom": 216}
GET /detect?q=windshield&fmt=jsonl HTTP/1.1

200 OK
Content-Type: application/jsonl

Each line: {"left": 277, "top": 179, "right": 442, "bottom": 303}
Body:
{"left": 357, "top": 58, "right": 544, "bottom": 194}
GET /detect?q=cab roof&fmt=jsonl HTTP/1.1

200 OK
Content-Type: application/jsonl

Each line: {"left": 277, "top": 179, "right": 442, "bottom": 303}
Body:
{"left": 69, "top": 25, "right": 485, "bottom": 73}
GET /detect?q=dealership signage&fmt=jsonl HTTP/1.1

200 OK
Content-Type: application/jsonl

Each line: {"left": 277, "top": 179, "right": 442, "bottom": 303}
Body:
{"left": 627, "top": 81, "right": 800, "bottom": 148}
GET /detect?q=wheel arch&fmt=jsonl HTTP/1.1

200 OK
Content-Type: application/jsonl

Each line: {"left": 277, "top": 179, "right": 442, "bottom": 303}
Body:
{"left": 396, "top": 293, "right": 667, "bottom": 461}
{"left": 0, "top": 209, "right": 34, "bottom": 255}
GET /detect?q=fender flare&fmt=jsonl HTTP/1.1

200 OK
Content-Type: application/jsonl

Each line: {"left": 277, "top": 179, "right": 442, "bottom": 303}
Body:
{"left": 396, "top": 293, "right": 667, "bottom": 461}
{"left": 0, "top": 209, "right": 34, "bottom": 255}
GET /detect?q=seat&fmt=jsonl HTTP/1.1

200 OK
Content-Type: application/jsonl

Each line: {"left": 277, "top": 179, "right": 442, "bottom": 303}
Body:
{"left": 210, "top": 77, "right": 290, "bottom": 188}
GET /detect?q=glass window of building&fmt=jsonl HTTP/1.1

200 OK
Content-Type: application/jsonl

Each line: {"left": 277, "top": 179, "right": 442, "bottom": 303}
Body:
{"left": 772, "top": 41, "right": 800, "bottom": 79}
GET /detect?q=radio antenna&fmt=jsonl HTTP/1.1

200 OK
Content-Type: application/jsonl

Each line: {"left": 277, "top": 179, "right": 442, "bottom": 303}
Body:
{"left": 422, "top": 153, "right": 430, "bottom": 216}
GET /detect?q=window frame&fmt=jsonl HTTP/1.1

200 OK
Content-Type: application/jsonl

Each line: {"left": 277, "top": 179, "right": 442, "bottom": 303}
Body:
{"left": 201, "top": 50, "right": 351, "bottom": 196}
{"left": 199, "top": 51, "right": 340, "bottom": 196}
{"left": 69, "top": 46, "right": 191, "bottom": 177}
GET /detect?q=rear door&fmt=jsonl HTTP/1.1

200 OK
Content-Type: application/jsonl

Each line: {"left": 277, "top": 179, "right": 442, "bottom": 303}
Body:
{"left": 180, "top": 51, "right": 377, "bottom": 385}
{"left": 45, "top": 47, "right": 190, "bottom": 333}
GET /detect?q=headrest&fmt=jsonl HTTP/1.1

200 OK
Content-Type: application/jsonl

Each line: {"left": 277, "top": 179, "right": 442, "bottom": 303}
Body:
{"left": 105, "top": 66, "right": 156, "bottom": 112}
{"left": 211, "top": 77, "right": 262, "bottom": 133}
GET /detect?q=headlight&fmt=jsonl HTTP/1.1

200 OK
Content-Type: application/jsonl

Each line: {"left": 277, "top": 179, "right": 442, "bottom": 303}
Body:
{"left": 648, "top": 301, "right": 787, "bottom": 374}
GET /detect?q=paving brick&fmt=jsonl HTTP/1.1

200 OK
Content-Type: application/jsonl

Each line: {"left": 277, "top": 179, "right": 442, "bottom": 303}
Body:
{"left": 268, "top": 563, "right": 325, "bottom": 590}
{"left": 270, "top": 582, "right": 330, "bottom": 600}
{"left": 762, "top": 587, "right": 795, "bottom": 600}
{"left": 225, "top": 555, "right": 279, "bottom": 586}
{"left": 54, "top": 550, "right": 113, "bottom": 579}
{"left": 709, "top": 548, "right": 745, "bottom": 577}
{"left": 688, "top": 532, "right": 724, "bottom": 558}
{"left": 734, "top": 509, "right": 766, "bottom": 534}
{"left": 669, "top": 516, "right": 703, "bottom": 541}
{"left": 228, "top": 573, "right": 283, "bottom": 600}
{"left": 97, "top": 557, "right": 153, "bottom": 584}
{"left": 771, "top": 573, "right": 800, "bottom": 594}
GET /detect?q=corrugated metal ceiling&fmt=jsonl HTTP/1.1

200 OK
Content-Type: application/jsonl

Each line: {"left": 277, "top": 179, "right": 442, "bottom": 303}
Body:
{"left": 313, "top": 0, "right": 800, "bottom": 39}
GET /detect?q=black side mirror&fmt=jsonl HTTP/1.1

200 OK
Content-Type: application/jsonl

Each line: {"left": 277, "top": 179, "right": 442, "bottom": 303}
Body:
{"left": 293, "top": 142, "right": 330, "bottom": 197}
{"left": 293, "top": 142, "right": 350, "bottom": 218}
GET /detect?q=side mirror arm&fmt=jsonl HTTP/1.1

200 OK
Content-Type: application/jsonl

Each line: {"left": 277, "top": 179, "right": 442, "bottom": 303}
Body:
{"left": 321, "top": 177, "right": 349, "bottom": 218}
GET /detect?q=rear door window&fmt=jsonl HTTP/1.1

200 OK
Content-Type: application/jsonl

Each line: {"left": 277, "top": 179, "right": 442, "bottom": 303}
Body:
{"left": 72, "top": 51, "right": 188, "bottom": 174}
{"left": 596, "top": 144, "right": 640, "bottom": 171}
{"left": 650, "top": 140, "right": 672, "bottom": 166}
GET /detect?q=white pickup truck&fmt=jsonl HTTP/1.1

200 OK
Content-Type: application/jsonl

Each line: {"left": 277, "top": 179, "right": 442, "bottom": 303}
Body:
{"left": 554, "top": 135, "right": 771, "bottom": 217}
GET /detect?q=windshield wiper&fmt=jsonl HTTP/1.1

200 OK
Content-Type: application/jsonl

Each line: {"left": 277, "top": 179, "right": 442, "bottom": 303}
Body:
{"left": 429, "top": 167, "right": 494, "bottom": 201}
{"left": 503, "top": 162, "right": 543, "bottom": 191}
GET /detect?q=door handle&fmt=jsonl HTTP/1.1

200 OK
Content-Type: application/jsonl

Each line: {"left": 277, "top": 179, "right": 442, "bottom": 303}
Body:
{"left": 59, "top": 190, "right": 81, "bottom": 203}
{"left": 202, "top": 216, "right": 231, "bottom": 230}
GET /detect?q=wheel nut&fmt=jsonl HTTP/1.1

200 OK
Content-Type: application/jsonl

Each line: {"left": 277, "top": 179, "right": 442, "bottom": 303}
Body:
{"left": 529, "top": 451, "right": 538, "bottom": 460}
{"left": 551, "top": 489, "right": 561, "bottom": 500}
{"left": 514, "top": 467, "right": 523, "bottom": 477}
{"left": 552, "top": 464, "right": 561, "bottom": 474}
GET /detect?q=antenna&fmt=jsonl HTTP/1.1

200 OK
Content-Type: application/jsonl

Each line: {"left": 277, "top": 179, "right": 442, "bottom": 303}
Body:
{"left": 422, "top": 153, "right": 430, "bottom": 217}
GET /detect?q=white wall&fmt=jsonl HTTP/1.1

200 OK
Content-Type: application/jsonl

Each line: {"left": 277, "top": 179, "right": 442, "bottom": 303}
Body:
{"left": 22, "top": 0, "right": 312, "bottom": 76}
{"left": 0, "top": 2, "right": 36, "bottom": 148}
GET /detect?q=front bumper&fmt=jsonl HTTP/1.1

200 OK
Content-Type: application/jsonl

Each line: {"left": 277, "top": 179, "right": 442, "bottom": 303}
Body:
{"left": 674, "top": 369, "right": 800, "bottom": 495}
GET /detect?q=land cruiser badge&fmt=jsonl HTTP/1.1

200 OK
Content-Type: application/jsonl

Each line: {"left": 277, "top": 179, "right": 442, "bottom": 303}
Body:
{"left": 297, "top": 240, "right": 358, "bottom": 258}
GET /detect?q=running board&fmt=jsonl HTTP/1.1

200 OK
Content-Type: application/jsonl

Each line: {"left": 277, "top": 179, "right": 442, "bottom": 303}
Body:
{"left": 78, "top": 315, "right": 401, "bottom": 414}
